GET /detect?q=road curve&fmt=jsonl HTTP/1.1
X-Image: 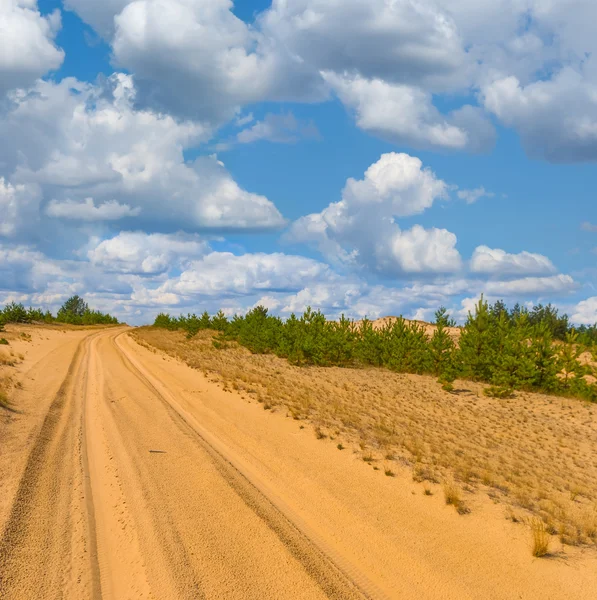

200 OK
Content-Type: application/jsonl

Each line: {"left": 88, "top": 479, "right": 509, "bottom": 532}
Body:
{"left": 0, "top": 328, "right": 383, "bottom": 600}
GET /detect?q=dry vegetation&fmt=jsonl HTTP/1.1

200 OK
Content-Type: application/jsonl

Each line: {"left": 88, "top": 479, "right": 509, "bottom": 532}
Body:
{"left": 134, "top": 326, "right": 597, "bottom": 552}
{"left": 0, "top": 335, "right": 24, "bottom": 413}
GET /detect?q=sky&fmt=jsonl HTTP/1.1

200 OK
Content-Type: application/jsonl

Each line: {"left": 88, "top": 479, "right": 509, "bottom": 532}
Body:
{"left": 0, "top": 0, "right": 596, "bottom": 326}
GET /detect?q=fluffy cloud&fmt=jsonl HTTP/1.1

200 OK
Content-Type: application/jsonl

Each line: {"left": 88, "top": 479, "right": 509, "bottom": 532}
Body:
{"left": 261, "top": 0, "right": 470, "bottom": 91}
{"left": 0, "top": 178, "right": 41, "bottom": 237}
{"left": 46, "top": 198, "right": 141, "bottom": 221}
{"left": 571, "top": 297, "right": 597, "bottom": 325}
{"left": 482, "top": 69, "right": 597, "bottom": 162}
{"left": 289, "top": 152, "right": 461, "bottom": 275}
{"left": 323, "top": 72, "right": 495, "bottom": 152}
{"left": 64, "top": 0, "right": 597, "bottom": 162}
{"left": 0, "top": 1, "right": 64, "bottom": 96}
{"left": 88, "top": 231, "right": 209, "bottom": 275}
{"left": 470, "top": 246, "right": 557, "bottom": 277}
{"left": 162, "top": 252, "right": 335, "bottom": 297}
{"left": 109, "top": 0, "right": 323, "bottom": 122}
{"left": 0, "top": 74, "right": 286, "bottom": 237}
{"left": 64, "top": 0, "right": 130, "bottom": 38}
{"left": 0, "top": 243, "right": 61, "bottom": 293}
{"left": 482, "top": 275, "right": 577, "bottom": 297}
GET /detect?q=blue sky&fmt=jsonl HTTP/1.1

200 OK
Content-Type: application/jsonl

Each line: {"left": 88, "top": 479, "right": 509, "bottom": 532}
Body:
{"left": 1, "top": 0, "right": 596, "bottom": 325}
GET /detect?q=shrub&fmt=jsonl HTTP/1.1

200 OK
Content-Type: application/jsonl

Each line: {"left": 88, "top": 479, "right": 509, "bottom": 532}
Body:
{"left": 0, "top": 298, "right": 118, "bottom": 328}
{"left": 151, "top": 299, "right": 597, "bottom": 403}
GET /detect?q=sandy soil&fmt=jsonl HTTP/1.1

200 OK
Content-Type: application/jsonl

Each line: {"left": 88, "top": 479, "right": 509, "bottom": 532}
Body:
{"left": 1, "top": 325, "right": 597, "bottom": 599}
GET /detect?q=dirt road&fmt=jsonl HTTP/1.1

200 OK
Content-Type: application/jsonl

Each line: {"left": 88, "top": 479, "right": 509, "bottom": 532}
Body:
{"left": 1, "top": 327, "right": 596, "bottom": 599}
{"left": 0, "top": 328, "right": 376, "bottom": 600}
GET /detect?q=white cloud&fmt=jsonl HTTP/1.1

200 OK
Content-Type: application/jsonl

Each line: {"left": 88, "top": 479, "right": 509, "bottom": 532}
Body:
{"left": 64, "top": 0, "right": 130, "bottom": 38}
{"left": 162, "top": 252, "right": 335, "bottom": 297}
{"left": 0, "top": 1, "right": 64, "bottom": 96}
{"left": 261, "top": 0, "right": 470, "bottom": 91}
{"left": 482, "top": 69, "right": 597, "bottom": 162}
{"left": 571, "top": 297, "right": 597, "bottom": 325}
{"left": 581, "top": 221, "right": 597, "bottom": 232}
{"left": 46, "top": 198, "right": 141, "bottom": 221}
{"left": 470, "top": 246, "right": 557, "bottom": 277}
{"left": 109, "top": 0, "right": 324, "bottom": 122}
{"left": 483, "top": 275, "right": 577, "bottom": 296}
{"left": 289, "top": 152, "right": 461, "bottom": 275}
{"left": 88, "top": 231, "right": 209, "bottom": 275}
{"left": 235, "top": 112, "right": 320, "bottom": 145}
{"left": 323, "top": 72, "right": 495, "bottom": 152}
{"left": 0, "top": 243, "right": 64, "bottom": 294}
{"left": 63, "top": 0, "right": 597, "bottom": 162}
{"left": 457, "top": 186, "right": 494, "bottom": 204}
{"left": 0, "top": 75, "right": 286, "bottom": 236}
{"left": 0, "top": 177, "right": 41, "bottom": 237}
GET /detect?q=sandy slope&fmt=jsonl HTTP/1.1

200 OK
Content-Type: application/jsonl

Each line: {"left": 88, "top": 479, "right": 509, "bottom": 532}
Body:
{"left": 1, "top": 326, "right": 596, "bottom": 599}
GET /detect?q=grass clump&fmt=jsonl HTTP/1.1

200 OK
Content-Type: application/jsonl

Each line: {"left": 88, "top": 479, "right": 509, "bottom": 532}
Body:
{"left": 444, "top": 481, "right": 470, "bottom": 514}
{"left": 0, "top": 338, "right": 8, "bottom": 345}
{"left": 530, "top": 518, "right": 550, "bottom": 557}
{"left": 0, "top": 389, "right": 10, "bottom": 410}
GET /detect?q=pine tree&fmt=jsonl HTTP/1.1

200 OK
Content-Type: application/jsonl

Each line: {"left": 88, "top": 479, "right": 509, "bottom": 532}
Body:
{"left": 435, "top": 307, "right": 456, "bottom": 328}
{"left": 557, "top": 330, "right": 585, "bottom": 391}
{"left": 458, "top": 295, "right": 496, "bottom": 381}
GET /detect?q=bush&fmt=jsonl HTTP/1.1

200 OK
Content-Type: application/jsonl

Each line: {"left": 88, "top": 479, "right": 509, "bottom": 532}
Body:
{"left": 152, "top": 299, "right": 597, "bottom": 403}
{"left": 0, "top": 297, "right": 118, "bottom": 328}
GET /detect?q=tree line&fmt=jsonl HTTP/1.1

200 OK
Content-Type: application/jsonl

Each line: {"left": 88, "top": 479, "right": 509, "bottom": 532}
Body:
{"left": 0, "top": 295, "right": 119, "bottom": 329}
{"left": 153, "top": 297, "right": 597, "bottom": 402}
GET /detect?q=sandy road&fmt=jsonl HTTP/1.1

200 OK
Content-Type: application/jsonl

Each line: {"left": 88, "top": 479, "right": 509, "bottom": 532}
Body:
{"left": 0, "top": 328, "right": 376, "bottom": 600}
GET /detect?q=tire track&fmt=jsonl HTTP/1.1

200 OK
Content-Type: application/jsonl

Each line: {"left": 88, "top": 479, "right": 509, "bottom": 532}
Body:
{"left": 0, "top": 331, "right": 105, "bottom": 600}
{"left": 112, "top": 331, "right": 389, "bottom": 600}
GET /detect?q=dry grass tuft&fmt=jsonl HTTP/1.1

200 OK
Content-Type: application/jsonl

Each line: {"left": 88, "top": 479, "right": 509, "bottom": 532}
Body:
{"left": 530, "top": 518, "right": 550, "bottom": 557}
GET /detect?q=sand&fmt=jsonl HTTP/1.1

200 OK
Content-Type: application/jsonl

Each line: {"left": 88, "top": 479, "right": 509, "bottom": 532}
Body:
{"left": 1, "top": 324, "right": 596, "bottom": 599}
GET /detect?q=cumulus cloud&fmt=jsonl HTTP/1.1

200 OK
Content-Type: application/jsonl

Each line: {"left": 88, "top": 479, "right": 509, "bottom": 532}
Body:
{"left": 46, "top": 198, "right": 141, "bottom": 221}
{"left": 108, "top": 0, "right": 324, "bottom": 123}
{"left": 324, "top": 72, "right": 495, "bottom": 152}
{"left": 0, "top": 74, "right": 286, "bottom": 237}
{"left": 261, "top": 0, "right": 470, "bottom": 91}
{"left": 571, "top": 297, "right": 597, "bottom": 325}
{"left": 88, "top": 231, "right": 209, "bottom": 275}
{"left": 0, "top": 243, "right": 61, "bottom": 293}
{"left": 64, "top": 0, "right": 130, "bottom": 38}
{"left": 482, "top": 275, "right": 577, "bottom": 297}
{"left": 482, "top": 69, "right": 597, "bottom": 162}
{"left": 0, "top": 1, "right": 64, "bottom": 96}
{"left": 289, "top": 152, "right": 461, "bottom": 275}
{"left": 470, "top": 246, "right": 557, "bottom": 277}
{"left": 162, "top": 252, "right": 335, "bottom": 297}
{"left": 0, "top": 177, "right": 41, "bottom": 237}
{"left": 64, "top": 0, "right": 597, "bottom": 162}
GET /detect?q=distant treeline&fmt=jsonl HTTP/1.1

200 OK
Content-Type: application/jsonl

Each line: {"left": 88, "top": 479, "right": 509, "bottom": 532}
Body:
{"left": 153, "top": 298, "right": 597, "bottom": 402}
{"left": 0, "top": 296, "right": 119, "bottom": 329}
